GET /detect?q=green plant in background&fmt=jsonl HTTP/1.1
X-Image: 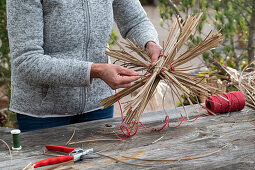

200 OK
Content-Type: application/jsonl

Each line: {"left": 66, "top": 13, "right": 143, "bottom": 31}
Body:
{"left": 2, "top": 110, "right": 17, "bottom": 128}
{"left": 0, "top": 0, "right": 11, "bottom": 89}
{"left": 158, "top": 0, "right": 255, "bottom": 71}
{"left": 108, "top": 30, "right": 119, "bottom": 47}
{"left": 177, "top": 94, "right": 198, "bottom": 106}
{"left": 0, "top": 0, "right": 16, "bottom": 128}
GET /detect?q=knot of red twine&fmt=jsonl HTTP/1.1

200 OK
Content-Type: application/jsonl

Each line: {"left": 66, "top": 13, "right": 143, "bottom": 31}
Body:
{"left": 205, "top": 91, "right": 245, "bottom": 114}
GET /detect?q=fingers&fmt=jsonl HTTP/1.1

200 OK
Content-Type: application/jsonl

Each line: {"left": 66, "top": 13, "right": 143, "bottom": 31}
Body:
{"left": 151, "top": 54, "right": 159, "bottom": 64}
{"left": 145, "top": 41, "right": 162, "bottom": 64}
{"left": 110, "top": 75, "right": 140, "bottom": 90}
{"left": 118, "top": 75, "right": 140, "bottom": 84}
{"left": 115, "top": 83, "right": 132, "bottom": 89}
{"left": 93, "top": 64, "right": 140, "bottom": 90}
{"left": 117, "top": 66, "right": 139, "bottom": 76}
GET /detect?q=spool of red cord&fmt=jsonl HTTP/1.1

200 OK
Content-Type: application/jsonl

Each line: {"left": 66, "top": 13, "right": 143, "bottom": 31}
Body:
{"left": 205, "top": 91, "right": 245, "bottom": 114}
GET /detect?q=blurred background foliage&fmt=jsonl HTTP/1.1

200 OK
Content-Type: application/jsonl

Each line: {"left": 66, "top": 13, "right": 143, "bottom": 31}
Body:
{"left": 0, "top": 0, "right": 15, "bottom": 128}
{"left": 108, "top": 30, "right": 118, "bottom": 47}
{"left": 158, "top": 0, "right": 255, "bottom": 71}
{"left": 0, "top": 0, "right": 11, "bottom": 91}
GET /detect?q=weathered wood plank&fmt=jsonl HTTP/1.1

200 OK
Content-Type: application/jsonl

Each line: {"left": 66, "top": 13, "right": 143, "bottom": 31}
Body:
{"left": 0, "top": 105, "right": 254, "bottom": 169}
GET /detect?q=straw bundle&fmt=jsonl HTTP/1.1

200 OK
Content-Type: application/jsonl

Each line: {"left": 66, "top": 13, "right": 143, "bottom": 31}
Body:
{"left": 223, "top": 62, "right": 255, "bottom": 109}
{"left": 102, "top": 14, "right": 223, "bottom": 124}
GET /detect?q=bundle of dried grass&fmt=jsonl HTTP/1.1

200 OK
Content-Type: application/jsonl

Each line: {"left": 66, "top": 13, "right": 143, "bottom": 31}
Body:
{"left": 102, "top": 14, "right": 223, "bottom": 124}
{"left": 223, "top": 62, "right": 255, "bottom": 109}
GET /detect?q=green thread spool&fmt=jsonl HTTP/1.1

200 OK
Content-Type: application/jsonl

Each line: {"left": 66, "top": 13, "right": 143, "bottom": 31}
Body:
{"left": 11, "top": 129, "right": 22, "bottom": 150}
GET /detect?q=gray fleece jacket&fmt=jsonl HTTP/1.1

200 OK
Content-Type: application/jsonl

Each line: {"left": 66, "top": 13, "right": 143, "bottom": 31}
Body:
{"left": 7, "top": 0, "right": 159, "bottom": 117}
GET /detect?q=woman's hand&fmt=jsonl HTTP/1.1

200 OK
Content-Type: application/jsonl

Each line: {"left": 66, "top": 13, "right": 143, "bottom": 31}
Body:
{"left": 145, "top": 41, "right": 162, "bottom": 64}
{"left": 91, "top": 64, "right": 140, "bottom": 90}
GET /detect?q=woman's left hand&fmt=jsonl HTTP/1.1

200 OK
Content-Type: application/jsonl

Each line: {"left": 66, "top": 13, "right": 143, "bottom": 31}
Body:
{"left": 145, "top": 41, "right": 162, "bottom": 64}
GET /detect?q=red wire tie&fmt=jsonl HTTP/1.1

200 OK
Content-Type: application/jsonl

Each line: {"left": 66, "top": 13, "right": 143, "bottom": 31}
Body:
{"left": 159, "top": 54, "right": 175, "bottom": 72}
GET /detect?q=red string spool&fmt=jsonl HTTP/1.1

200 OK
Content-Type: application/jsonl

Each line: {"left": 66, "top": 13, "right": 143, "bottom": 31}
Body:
{"left": 205, "top": 91, "right": 245, "bottom": 114}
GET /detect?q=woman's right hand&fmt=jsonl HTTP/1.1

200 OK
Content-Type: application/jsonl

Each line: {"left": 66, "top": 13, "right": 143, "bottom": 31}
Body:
{"left": 90, "top": 64, "right": 140, "bottom": 90}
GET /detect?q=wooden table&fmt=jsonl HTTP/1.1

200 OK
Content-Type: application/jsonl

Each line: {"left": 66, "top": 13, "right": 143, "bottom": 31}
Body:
{"left": 1, "top": 105, "right": 255, "bottom": 169}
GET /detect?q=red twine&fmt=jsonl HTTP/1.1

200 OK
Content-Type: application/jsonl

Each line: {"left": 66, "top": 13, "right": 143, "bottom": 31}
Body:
{"left": 205, "top": 91, "right": 245, "bottom": 114}
{"left": 114, "top": 90, "right": 200, "bottom": 139}
{"left": 159, "top": 54, "right": 175, "bottom": 71}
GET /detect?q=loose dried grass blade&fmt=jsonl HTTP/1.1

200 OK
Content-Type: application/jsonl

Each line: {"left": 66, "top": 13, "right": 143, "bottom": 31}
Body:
{"left": 0, "top": 139, "right": 12, "bottom": 170}
{"left": 122, "top": 144, "right": 228, "bottom": 161}
{"left": 68, "top": 139, "right": 127, "bottom": 145}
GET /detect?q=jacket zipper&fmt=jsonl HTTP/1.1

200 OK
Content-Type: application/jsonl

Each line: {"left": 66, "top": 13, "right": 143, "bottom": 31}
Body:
{"left": 80, "top": 0, "right": 90, "bottom": 114}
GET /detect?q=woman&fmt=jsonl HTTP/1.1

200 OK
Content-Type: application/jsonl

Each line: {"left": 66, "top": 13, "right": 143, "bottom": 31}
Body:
{"left": 7, "top": 0, "right": 161, "bottom": 131}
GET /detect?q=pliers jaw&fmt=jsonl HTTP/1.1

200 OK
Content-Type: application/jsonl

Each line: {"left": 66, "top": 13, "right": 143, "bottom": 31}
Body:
{"left": 71, "top": 148, "right": 94, "bottom": 161}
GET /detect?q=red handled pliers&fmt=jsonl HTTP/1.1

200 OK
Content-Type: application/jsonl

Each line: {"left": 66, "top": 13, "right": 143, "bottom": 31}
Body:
{"left": 32, "top": 145, "right": 93, "bottom": 168}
